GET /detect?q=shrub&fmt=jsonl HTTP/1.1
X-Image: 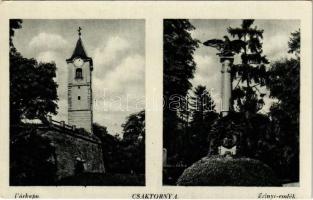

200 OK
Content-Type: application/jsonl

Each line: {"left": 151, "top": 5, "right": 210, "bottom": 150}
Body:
{"left": 177, "top": 156, "right": 281, "bottom": 186}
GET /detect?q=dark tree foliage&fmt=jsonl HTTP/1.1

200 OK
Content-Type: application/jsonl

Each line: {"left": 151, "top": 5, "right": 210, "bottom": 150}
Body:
{"left": 10, "top": 125, "right": 57, "bottom": 186}
{"left": 121, "top": 110, "right": 145, "bottom": 174}
{"left": 288, "top": 30, "right": 300, "bottom": 55}
{"left": 163, "top": 19, "right": 199, "bottom": 157}
{"left": 10, "top": 19, "right": 58, "bottom": 125}
{"left": 190, "top": 85, "right": 216, "bottom": 123}
{"left": 186, "top": 85, "right": 218, "bottom": 164}
{"left": 10, "top": 19, "right": 22, "bottom": 49}
{"left": 93, "top": 111, "right": 145, "bottom": 174}
{"left": 228, "top": 20, "right": 269, "bottom": 114}
{"left": 93, "top": 123, "right": 119, "bottom": 173}
{"left": 265, "top": 30, "right": 300, "bottom": 181}
{"left": 9, "top": 20, "right": 60, "bottom": 185}
{"left": 268, "top": 59, "right": 299, "bottom": 125}
{"left": 122, "top": 110, "right": 145, "bottom": 144}
{"left": 10, "top": 54, "right": 58, "bottom": 124}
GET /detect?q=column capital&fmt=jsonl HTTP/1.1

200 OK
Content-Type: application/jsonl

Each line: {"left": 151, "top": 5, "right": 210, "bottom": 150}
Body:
{"left": 220, "top": 56, "right": 234, "bottom": 63}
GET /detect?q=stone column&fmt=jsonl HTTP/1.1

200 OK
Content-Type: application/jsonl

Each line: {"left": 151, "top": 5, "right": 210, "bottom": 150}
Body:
{"left": 220, "top": 56, "right": 234, "bottom": 117}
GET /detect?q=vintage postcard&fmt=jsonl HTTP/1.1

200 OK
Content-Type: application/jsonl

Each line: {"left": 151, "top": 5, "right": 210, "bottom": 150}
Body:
{"left": 0, "top": 1, "right": 312, "bottom": 199}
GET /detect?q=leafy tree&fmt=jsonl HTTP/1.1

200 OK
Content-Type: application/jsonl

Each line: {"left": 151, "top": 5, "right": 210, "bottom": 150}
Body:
{"left": 10, "top": 19, "right": 58, "bottom": 125}
{"left": 227, "top": 20, "right": 269, "bottom": 114}
{"left": 187, "top": 85, "right": 218, "bottom": 164}
{"left": 92, "top": 111, "right": 145, "bottom": 174}
{"left": 10, "top": 126, "right": 57, "bottom": 185}
{"left": 93, "top": 123, "right": 119, "bottom": 173}
{"left": 267, "top": 29, "right": 300, "bottom": 137}
{"left": 121, "top": 110, "right": 145, "bottom": 174}
{"left": 288, "top": 30, "right": 300, "bottom": 56}
{"left": 10, "top": 19, "right": 22, "bottom": 49}
{"left": 265, "top": 30, "right": 300, "bottom": 181}
{"left": 163, "top": 19, "right": 199, "bottom": 157}
{"left": 122, "top": 110, "right": 145, "bottom": 144}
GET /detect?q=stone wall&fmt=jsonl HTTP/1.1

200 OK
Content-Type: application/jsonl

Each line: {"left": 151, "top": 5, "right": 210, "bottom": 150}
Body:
{"left": 38, "top": 126, "right": 104, "bottom": 180}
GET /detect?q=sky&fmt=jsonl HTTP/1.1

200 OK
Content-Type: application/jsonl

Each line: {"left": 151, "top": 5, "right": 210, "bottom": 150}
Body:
{"left": 189, "top": 19, "right": 300, "bottom": 113}
{"left": 12, "top": 19, "right": 300, "bottom": 134}
{"left": 13, "top": 19, "right": 145, "bottom": 135}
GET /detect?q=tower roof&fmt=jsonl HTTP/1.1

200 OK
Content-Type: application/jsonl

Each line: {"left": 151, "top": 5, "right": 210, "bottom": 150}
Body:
{"left": 66, "top": 34, "right": 93, "bottom": 67}
{"left": 71, "top": 38, "right": 88, "bottom": 59}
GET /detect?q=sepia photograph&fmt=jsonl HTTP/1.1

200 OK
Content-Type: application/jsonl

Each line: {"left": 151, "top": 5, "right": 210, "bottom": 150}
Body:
{"left": 163, "top": 19, "right": 300, "bottom": 186}
{"left": 0, "top": 1, "right": 311, "bottom": 199}
{"left": 9, "top": 19, "right": 145, "bottom": 186}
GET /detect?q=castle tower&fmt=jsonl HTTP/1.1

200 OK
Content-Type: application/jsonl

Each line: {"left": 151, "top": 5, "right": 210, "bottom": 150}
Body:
{"left": 66, "top": 27, "right": 93, "bottom": 133}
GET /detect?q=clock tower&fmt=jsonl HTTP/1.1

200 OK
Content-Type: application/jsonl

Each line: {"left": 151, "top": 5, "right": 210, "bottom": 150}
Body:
{"left": 66, "top": 27, "right": 93, "bottom": 133}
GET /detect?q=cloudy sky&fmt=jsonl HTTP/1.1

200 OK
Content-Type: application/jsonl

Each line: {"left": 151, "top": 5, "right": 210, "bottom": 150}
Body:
{"left": 13, "top": 19, "right": 145, "bottom": 135}
{"left": 189, "top": 19, "right": 300, "bottom": 113}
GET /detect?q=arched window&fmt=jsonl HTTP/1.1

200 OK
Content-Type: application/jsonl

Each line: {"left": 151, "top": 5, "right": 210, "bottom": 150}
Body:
{"left": 76, "top": 68, "right": 83, "bottom": 79}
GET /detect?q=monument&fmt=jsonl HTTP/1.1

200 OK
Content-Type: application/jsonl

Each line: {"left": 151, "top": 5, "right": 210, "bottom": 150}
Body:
{"left": 203, "top": 37, "right": 237, "bottom": 156}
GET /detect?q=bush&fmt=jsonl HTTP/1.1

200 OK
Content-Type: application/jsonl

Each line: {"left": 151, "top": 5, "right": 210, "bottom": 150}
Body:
{"left": 177, "top": 156, "right": 281, "bottom": 186}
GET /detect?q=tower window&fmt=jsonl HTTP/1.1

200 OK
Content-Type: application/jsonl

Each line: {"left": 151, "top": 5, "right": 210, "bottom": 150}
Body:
{"left": 78, "top": 96, "right": 81, "bottom": 100}
{"left": 75, "top": 68, "right": 83, "bottom": 79}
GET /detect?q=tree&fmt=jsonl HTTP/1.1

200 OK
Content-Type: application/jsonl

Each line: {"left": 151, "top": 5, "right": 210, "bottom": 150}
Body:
{"left": 10, "top": 19, "right": 58, "bottom": 125}
{"left": 92, "top": 111, "right": 146, "bottom": 174}
{"left": 121, "top": 110, "right": 145, "bottom": 174}
{"left": 203, "top": 20, "right": 268, "bottom": 114}
{"left": 10, "top": 19, "right": 22, "bottom": 49}
{"left": 204, "top": 20, "right": 270, "bottom": 158}
{"left": 163, "top": 19, "right": 199, "bottom": 157}
{"left": 227, "top": 19, "right": 269, "bottom": 114}
{"left": 122, "top": 110, "right": 145, "bottom": 144}
{"left": 93, "top": 123, "right": 120, "bottom": 173}
{"left": 288, "top": 30, "right": 300, "bottom": 56}
{"left": 187, "top": 85, "right": 218, "bottom": 164}
{"left": 190, "top": 85, "right": 217, "bottom": 124}
{"left": 265, "top": 30, "right": 300, "bottom": 181}
{"left": 267, "top": 29, "right": 300, "bottom": 136}
{"left": 10, "top": 126, "right": 57, "bottom": 185}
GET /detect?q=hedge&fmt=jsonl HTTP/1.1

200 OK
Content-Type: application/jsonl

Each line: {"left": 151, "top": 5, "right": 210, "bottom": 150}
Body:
{"left": 177, "top": 156, "right": 281, "bottom": 186}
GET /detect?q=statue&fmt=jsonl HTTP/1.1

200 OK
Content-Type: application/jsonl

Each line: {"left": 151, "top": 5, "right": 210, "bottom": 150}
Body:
{"left": 203, "top": 36, "right": 245, "bottom": 57}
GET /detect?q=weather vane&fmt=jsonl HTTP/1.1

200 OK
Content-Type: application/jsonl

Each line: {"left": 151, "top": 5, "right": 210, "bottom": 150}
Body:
{"left": 78, "top": 27, "right": 82, "bottom": 37}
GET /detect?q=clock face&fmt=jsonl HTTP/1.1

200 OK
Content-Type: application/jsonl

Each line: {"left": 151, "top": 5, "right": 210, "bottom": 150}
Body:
{"left": 74, "top": 58, "right": 84, "bottom": 67}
